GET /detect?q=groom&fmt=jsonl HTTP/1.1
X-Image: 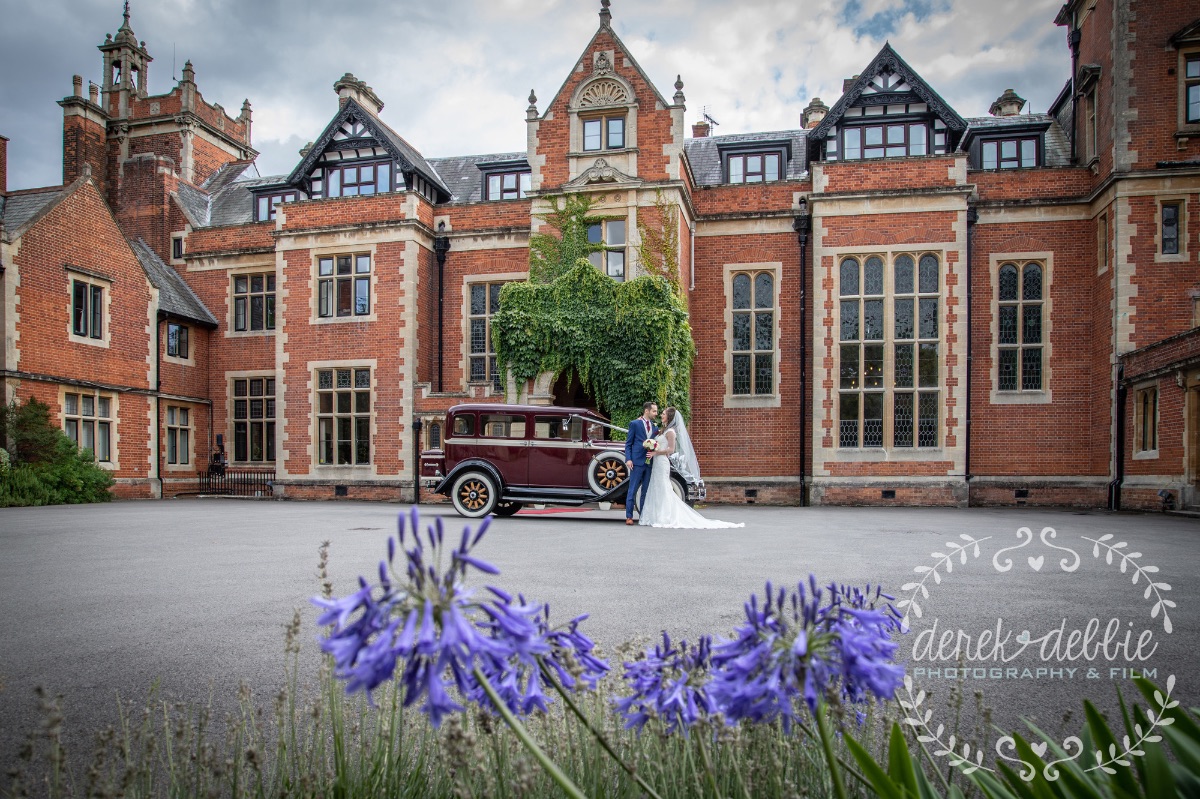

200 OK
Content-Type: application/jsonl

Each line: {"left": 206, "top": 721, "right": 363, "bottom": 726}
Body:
{"left": 623, "top": 401, "right": 658, "bottom": 525}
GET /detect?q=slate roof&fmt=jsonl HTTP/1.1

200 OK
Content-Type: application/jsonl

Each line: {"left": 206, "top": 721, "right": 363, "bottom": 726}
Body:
{"left": 0, "top": 188, "right": 65, "bottom": 242}
{"left": 426, "top": 152, "right": 528, "bottom": 204}
{"left": 963, "top": 113, "right": 1072, "bottom": 167}
{"left": 208, "top": 174, "right": 278, "bottom": 228}
{"left": 129, "top": 238, "right": 218, "bottom": 327}
{"left": 683, "top": 130, "right": 809, "bottom": 187}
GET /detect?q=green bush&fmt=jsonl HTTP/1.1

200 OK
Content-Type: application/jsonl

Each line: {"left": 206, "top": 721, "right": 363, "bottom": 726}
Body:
{"left": 0, "top": 398, "right": 113, "bottom": 507}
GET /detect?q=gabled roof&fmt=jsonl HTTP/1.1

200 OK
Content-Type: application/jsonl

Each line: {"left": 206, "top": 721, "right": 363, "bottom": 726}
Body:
{"left": 0, "top": 187, "right": 65, "bottom": 242}
{"left": 810, "top": 43, "right": 967, "bottom": 143}
{"left": 539, "top": 15, "right": 673, "bottom": 122}
{"left": 129, "top": 239, "right": 218, "bottom": 327}
{"left": 284, "top": 98, "right": 450, "bottom": 201}
{"left": 1169, "top": 17, "right": 1200, "bottom": 46}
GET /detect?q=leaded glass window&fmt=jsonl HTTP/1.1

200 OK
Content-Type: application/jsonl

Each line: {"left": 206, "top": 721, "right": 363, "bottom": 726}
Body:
{"left": 233, "top": 376, "right": 276, "bottom": 462}
{"left": 731, "top": 270, "right": 776, "bottom": 396}
{"left": 840, "top": 253, "right": 940, "bottom": 448}
{"left": 997, "top": 261, "right": 1044, "bottom": 392}
{"left": 468, "top": 282, "right": 505, "bottom": 390}
{"left": 316, "top": 368, "right": 371, "bottom": 465}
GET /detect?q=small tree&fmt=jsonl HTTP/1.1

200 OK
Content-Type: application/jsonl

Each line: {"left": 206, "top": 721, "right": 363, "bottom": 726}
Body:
{"left": 0, "top": 398, "right": 114, "bottom": 506}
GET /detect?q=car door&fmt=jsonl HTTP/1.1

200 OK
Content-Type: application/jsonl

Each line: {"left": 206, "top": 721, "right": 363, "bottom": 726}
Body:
{"left": 476, "top": 412, "right": 528, "bottom": 487}
{"left": 528, "top": 414, "right": 588, "bottom": 488}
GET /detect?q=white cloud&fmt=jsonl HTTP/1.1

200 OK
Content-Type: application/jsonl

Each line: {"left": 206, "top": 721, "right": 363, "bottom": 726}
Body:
{"left": 0, "top": 0, "right": 1070, "bottom": 190}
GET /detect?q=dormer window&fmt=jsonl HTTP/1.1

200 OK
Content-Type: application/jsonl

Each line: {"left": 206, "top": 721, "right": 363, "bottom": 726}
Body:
{"left": 842, "top": 122, "right": 929, "bottom": 160}
{"left": 484, "top": 170, "right": 532, "bottom": 200}
{"left": 255, "top": 192, "right": 297, "bottom": 222}
{"left": 324, "top": 161, "right": 392, "bottom": 198}
{"left": 980, "top": 137, "right": 1039, "bottom": 170}
{"left": 726, "top": 151, "right": 784, "bottom": 183}
{"left": 583, "top": 115, "right": 625, "bottom": 151}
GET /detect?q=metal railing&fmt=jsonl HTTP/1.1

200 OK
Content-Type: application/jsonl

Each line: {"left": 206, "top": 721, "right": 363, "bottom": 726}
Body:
{"left": 197, "top": 468, "right": 275, "bottom": 497}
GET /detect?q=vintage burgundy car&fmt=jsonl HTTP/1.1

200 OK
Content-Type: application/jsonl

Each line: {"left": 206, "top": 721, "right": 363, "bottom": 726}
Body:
{"left": 421, "top": 403, "right": 702, "bottom": 518}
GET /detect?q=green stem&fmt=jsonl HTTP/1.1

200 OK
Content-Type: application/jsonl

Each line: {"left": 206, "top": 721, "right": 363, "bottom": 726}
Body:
{"left": 695, "top": 733, "right": 722, "bottom": 799}
{"left": 893, "top": 698, "right": 954, "bottom": 795}
{"left": 794, "top": 717, "right": 871, "bottom": 787}
{"left": 538, "top": 660, "right": 666, "bottom": 799}
{"left": 815, "top": 704, "right": 850, "bottom": 799}
{"left": 472, "top": 666, "right": 589, "bottom": 799}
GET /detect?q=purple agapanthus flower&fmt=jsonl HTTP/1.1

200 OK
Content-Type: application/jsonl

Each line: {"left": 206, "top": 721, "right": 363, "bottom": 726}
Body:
{"left": 708, "top": 576, "right": 903, "bottom": 731}
{"left": 615, "top": 632, "right": 716, "bottom": 736}
{"left": 312, "top": 507, "right": 607, "bottom": 727}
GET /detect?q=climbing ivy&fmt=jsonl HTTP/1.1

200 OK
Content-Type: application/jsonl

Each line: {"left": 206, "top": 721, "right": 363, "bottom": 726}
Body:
{"left": 493, "top": 194, "right": 694, "bottom": 428}
{"left": 636, "top": 190, "right": 681, "bottom": 292}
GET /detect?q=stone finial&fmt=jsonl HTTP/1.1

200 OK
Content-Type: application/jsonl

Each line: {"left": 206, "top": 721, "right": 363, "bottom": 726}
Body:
{"left": 802, "top": 97, "right": 829, "bottom": 129}
{"left": 240, "top": 99, "right": 252, "bottom": 120}
{"left": 673, "top": 75, "right": 685, "bottom": 105}
{"left": 334, "top": 72, "right": 384, "bottom": 114}
{"left": 181, "top": 60, "right": 195, "bottom": 83}
{"left": 599, "top": 0, "right": 611, "bottom": 27}
{"left": 526, "top": 89, "right": 538, "bottom": 121}
{"left": 299, "top": 141, "right": 314, "bottom": 158}
{"left": 72, "top": 74, "right": 84, "bottom": 97}
{"left": 989, "top": 88, "right": 1026, "bottom": 117}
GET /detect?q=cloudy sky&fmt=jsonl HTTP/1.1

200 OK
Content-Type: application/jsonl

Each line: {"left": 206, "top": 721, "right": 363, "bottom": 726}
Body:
{"left": 1, "top": 0, "right": 1068, "bottom": 191}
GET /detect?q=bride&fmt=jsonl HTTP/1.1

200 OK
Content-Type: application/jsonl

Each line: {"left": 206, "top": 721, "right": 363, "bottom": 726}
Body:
{"left": 638, "top": 407, "right": 744, "bottom": 529}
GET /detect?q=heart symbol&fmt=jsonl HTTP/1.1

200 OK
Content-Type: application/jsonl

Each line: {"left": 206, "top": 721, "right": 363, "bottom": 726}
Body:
{"left": 1031, "top": 742, "right": 1048, "bottom": 758}
{"left": 1028, "top": 555, "right": 1044, "bottom": 571}
{"left": 1017, "top": 630, "right": 1030, "bottom": 644}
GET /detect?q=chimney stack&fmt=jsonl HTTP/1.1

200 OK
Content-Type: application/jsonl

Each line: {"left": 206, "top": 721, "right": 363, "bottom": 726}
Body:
{"left": 802, "top": 97, "right": 829, "bottom": 129}
{"left": 989, "top": 88, "right": 1026, "bottom": 117}
{"left": 842, "top": 75, "right": 860, "bottom": 93}
{"left": 334, "top": 73, "right": 384, "bottom": 115}
{"left": 692, "top": 120, "right": 710, "bottom": 138}
{"left": 0, "top": 135, "right": 8, "bottom": 195}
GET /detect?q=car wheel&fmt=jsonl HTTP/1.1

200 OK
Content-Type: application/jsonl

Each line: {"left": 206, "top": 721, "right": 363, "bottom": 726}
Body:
{"left": 493, "top": 501, "right": 522, "bottom": 517}
{"left": 588, "top": 452, "right": 629, "bottom": 494}
{"left": 451, "top": 471, "right": 498, "bottom": 518}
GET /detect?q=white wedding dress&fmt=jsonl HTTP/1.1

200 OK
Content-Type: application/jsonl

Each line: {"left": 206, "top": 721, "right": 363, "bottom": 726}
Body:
{"left": 639, "top": 434, "right": 744, "bottom": 529}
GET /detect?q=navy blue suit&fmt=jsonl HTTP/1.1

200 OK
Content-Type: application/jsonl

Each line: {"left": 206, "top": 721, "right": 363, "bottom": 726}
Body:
{"left": 623, "top": 417, "right": 658, "bottom": 519}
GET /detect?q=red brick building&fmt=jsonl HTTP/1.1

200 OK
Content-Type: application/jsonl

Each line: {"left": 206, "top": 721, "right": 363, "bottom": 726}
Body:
{"left": 2, "top": 1, "right": 1198, "bottom": 509}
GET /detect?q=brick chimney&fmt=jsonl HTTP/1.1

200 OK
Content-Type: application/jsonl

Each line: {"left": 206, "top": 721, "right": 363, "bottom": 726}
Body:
{"left": 802, "top": 97, "right": 829, "bottom": 129}
{"left": 59, "top": 74, "right": 109, "bottom": 195}
{"left": 990, "top": 88, "right": 1026, "bottom": 117}
{"left": 843, "top": 75, "right": 860, "bottom": 93}
{"left": 334, "top": 73, "right": 384, "bottom": 116}
{"left": 692, "top": 120, "right": 710, "bottom": 138}
{"left": 0, "top": 134, "right": 8, "bottom": 195}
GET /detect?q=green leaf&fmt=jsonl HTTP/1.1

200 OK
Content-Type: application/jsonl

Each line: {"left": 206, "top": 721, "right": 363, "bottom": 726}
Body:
{"left": 844, "top": 730, "right": 906, "bottom": 799}
{"left": 887, "top": 723, "right": 921, "bottom": 797}
{"left": 1084, "top": 700, "right": 1140, "bottom": 798}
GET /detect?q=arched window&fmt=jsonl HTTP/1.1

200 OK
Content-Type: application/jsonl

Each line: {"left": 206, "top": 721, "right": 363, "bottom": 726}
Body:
{"left": 429, "top": 422, "right": 442, "bottom": 450}
{"left": 997, "top": 262, "right": 1043, "bottom": 391}
{"left": 731, "top": 270, "right": 775, "bottom": 396}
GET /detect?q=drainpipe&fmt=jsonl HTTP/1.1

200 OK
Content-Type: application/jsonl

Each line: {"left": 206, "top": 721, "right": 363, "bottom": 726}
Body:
{"left": 433, "top": 227, "right": 451, "bottom": 394}
{"left": 793, "top": 199, "right": 812, "bottom": 507}
{"left": 155, "top": 311, "right": 164, "bottom": 499}
{"left": 965, "top": 205, "right": 977, "bottom": 503}
{"left": 412, "top": 417, "right": 423, "bottom": 505}
{"left": 1068, "top": 23, "right": 1081, "bottom": 163}
{"left": 1109, "top": 364, "right": 1125, "bottom": 510}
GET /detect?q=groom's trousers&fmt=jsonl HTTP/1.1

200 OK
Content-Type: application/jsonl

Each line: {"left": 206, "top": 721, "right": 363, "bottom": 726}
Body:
{"left": 626, "top": 463, "right": 651, "bottom": 519}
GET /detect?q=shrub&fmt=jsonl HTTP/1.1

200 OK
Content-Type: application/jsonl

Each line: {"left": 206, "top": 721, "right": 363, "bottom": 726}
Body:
{"left": 0, "top": 398, "right": 113, "bottom": 507}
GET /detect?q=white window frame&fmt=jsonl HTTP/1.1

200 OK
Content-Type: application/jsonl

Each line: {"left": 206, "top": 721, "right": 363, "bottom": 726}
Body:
{"left": 165, "top": 405, "right": 192, "bottom": 468}
{"left": 66, "top": 269, "right": 112, "bottom": 348}
{"left": 723, "top": 263, "right": 782, "bottom": 409}
{"left": 989, "top": 253, "right": 1053, "bottom": 405}
{"left": 62, "top": 389, "right": 116, "bottom": 467}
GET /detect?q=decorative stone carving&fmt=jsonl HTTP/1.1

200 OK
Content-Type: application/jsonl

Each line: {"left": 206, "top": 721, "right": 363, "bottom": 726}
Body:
{"left": 579, "top": 78, "right": 627, "bottom": 108}
{"left": 565, "top": 158, "right": 639, "bottom": 187}
{"left": 594, "top": 51, "right": 613, "bottom": 75}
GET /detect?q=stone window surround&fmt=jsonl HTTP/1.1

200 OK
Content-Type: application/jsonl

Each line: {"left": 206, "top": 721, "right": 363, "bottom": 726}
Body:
{"left": 164, "top": 320, "right": 193, "bottom": 365}
{"left": 164, "top": 403, "right": 193, "bottom": 471}
{"left": 308, "top": 358, "right": 378, "bottom": 478}
{"left": 1132, "top": 379, "right": 1159, "bottom": 460}
{"left": 228, "top": 371, "right": 277, "bottom": 464}
{"left": 461, "top": 272, "right": 525, "bottom": 395}
{"left": 1176, "top": 47, "right": 1200, "bottom": 136}
{"left": 989, "top": 252, "right": 1054, "bottom": 405}
{"left": 59, "top": 385, "right": 119, "bottom": 470}
{"left": 722, "top": 262, "right": 781, "bottom": 410}
{"left": 1155, "top": 196, "right": 1189, "bottom": 263}
{"left": 311, "top": 245, "right": 378, "bottom": 325}
{"left": 66, "top": 266, "right": 112, "bottom": 349}
{"left": 832, "top": 251, "right": 945, "bottom": 454}
{"left": 226, "top": 266, "right": 276, "bottom": 338}
{"left": 566, "top": 62, "right": 639, "bottom": 171}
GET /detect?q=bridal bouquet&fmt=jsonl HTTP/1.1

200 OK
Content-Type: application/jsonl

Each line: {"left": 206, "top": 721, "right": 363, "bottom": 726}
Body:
{"left": 642, "top": 437, "right": 658, "bottom": 464}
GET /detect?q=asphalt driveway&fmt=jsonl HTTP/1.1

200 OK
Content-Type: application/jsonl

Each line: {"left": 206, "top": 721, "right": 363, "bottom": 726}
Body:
{"left": 1, "top": 499, "right": 1197, "bottom": 774}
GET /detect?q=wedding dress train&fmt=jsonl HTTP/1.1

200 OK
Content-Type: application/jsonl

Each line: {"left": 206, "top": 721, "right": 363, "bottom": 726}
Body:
{"left": 638, "top": 435, "right": 744, "bottom": 529}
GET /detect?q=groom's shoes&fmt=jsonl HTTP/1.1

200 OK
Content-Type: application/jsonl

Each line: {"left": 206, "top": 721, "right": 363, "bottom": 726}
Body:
{"left": 625, "top": 518, "right": 634, "bottom": 525}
